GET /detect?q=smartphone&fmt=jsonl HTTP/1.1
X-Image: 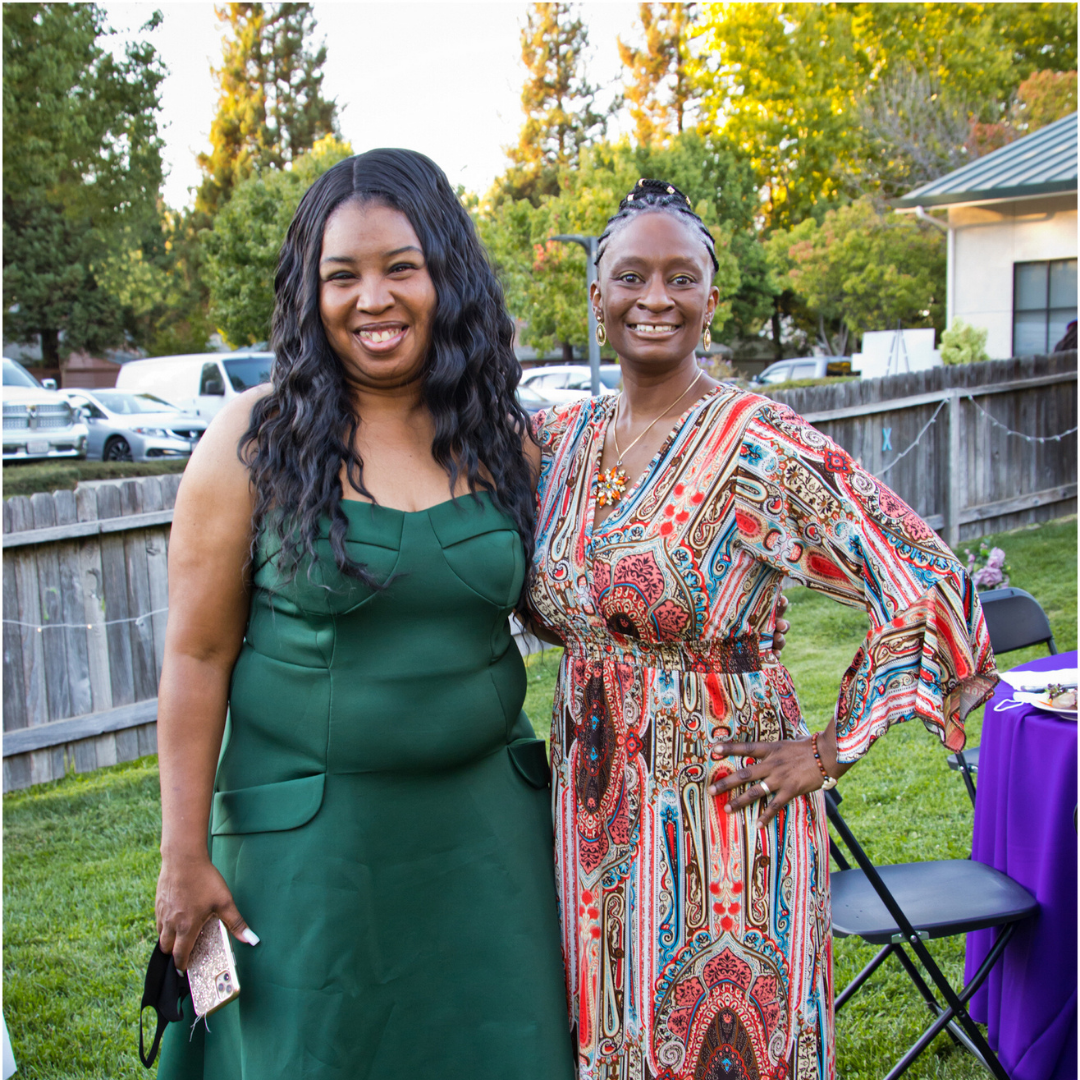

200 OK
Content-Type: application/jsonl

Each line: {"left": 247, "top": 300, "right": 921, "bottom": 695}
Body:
{"left": 186, "top": 916, "right": 241, "bottom": 1018}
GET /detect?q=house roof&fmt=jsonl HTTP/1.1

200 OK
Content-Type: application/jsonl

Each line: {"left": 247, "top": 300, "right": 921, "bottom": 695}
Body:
{"left": 894, "top": 112, "right": 1077, "bottom": 209}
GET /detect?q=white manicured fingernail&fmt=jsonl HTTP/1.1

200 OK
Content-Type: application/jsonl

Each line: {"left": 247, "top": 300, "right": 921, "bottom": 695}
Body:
{"left": 239, "top": 928, "right": 260, "bottom": 946}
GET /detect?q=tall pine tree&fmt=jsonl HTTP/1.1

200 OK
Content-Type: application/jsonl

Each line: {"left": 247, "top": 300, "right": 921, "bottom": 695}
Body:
{"left": 197, "top": 3, "right": 338, "bottom": 214}
{"left": 500, "top": 2, "right": 612, "bottom": 203}
{"left": 618, "top": 3, "right": 696, "bottom": 146}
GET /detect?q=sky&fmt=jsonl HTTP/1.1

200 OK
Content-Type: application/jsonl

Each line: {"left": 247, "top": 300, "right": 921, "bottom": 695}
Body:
{"left": 100, "top": 2, "right": 643, "bottom": 210}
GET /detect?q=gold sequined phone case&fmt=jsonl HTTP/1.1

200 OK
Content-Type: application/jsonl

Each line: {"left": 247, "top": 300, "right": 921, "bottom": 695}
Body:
{"left": 187, "top": 916, "right": 241, "bottom": 1017}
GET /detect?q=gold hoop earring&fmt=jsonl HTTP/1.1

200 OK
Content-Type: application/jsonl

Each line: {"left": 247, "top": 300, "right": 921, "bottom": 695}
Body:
{"left": 702, "top": 325, "right": 711, "bottom": 351}
{"left": 595, "top": 321, "right": 607, "bottom": 346}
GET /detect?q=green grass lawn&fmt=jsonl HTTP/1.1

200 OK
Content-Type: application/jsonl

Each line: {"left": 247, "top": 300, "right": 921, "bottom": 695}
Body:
{"left": 4, "top": 517, "right": 1075, "bottom": 1078}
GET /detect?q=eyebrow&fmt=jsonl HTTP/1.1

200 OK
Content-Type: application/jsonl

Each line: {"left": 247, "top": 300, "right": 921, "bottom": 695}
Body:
{"left": 610, "top": 254, "right": 701, "bottom": 269}
{"left": 320, "top": 245, "right": 423, "bottom": 265}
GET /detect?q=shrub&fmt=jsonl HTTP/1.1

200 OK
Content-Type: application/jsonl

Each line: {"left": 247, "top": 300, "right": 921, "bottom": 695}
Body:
{"left": 940, "top": 320, "right": 989, "bottom": 365}
{"left": 3, "top": 459, "right": 187, "bottom": 498}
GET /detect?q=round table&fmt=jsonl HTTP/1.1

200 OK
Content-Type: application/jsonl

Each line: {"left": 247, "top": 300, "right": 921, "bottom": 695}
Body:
{"left": 965, "top": 649, "right": 1077, "bottom": 1080}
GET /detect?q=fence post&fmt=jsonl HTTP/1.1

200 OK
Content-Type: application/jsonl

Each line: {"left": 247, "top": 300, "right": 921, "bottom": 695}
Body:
{"left": 946, "top": 390, "right": 965, "bottom": 550}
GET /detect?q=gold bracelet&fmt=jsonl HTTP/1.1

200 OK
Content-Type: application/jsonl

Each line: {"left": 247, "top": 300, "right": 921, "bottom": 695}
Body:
{"left": 811, "top": 732, "right": 838, "bottom": 791}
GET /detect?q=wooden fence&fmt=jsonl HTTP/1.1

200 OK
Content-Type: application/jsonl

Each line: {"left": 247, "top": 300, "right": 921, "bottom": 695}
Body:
{"left": 3, "top": 475, "right": 179, "bottom": 791}
{"left": 2, "top": 353, "right": 1076, "bottom": 791}
{"left": 768, "top": 352, "right": 1077, "bottom": 546}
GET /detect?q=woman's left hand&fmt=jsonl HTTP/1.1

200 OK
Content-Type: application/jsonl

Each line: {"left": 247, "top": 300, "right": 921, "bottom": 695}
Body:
{"left": 708, "top": 732, "right": 847, "bottom": 829}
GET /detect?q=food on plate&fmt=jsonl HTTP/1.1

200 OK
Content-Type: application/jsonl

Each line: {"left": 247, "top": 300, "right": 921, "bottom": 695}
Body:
{"left": 1045, "top": 684, "right": 1078, "bottom": 709}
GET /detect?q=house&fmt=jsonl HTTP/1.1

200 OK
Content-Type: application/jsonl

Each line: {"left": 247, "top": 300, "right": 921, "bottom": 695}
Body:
{"left": 895, "top": 112, "right": 1077, "bottom": 360}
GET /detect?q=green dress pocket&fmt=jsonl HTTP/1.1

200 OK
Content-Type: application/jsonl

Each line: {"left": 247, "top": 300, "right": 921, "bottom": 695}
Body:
{"left": 507, "top": 738, "right": 550, "bottom": 789}
{"left": 211, "top": 773, "right": 325, "bottom": 835}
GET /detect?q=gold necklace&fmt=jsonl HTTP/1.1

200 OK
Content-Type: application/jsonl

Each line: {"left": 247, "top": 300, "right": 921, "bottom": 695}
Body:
{"left": 596, "top": 371, "right": 705, "bottom": 507}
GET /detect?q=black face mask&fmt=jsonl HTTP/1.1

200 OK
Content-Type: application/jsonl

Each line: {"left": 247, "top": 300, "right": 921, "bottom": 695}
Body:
{"left": 139, "top": 944, "right": 189, "bottom": 1067}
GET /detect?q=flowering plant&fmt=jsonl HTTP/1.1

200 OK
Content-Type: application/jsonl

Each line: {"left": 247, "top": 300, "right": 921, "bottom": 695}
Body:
{"left": 965, "top": 542, "right": 1011, "bottom": 590}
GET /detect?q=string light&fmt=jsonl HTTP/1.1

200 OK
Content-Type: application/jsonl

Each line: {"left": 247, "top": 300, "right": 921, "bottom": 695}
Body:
{"left": 876, "top": 394, "right": 1077, "bottom": 476}
{"left": 878, "top": 400, "right": 948, "bottom": 476}
{"left": 964, "top": 394, "right": 1078, "bottom": 443}
{"left": 3, "top": 607, "right": 169, "bottom": 633}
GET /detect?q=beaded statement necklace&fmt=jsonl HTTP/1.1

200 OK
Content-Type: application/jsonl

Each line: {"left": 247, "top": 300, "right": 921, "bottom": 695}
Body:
{"left": 596, "top": 371, "right": 704, "bottom": 507}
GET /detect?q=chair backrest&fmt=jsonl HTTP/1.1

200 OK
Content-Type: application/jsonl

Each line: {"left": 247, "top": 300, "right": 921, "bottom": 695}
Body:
{"left": 978, "top": 587, "right": 1058, "bottom": 655}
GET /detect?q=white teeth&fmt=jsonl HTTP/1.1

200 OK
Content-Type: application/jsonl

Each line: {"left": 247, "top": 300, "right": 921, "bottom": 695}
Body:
{"left": 360, "top": 328, "right": 402, "bottom": 343}
{"left": 632, "top": 324, "right": 678, "bottom": 334}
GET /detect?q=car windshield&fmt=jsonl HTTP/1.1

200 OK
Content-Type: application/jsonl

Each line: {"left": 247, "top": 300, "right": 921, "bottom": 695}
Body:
{"left": 224, "top": 356, "right": 273, "bottom": 391}
{"left": 94, "top": 391, "right": 181, "bottom": 415}
{"left": 517, "top": 384, "right": 545, "bottom": 404}
{"left": 599, "top": 369, "right": 621, "bottom": 389}
{"left": 3, "top": 360, "right": 40, "bottom": 388}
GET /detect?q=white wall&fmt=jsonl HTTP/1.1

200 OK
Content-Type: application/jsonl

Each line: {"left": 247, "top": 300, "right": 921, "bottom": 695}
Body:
{"left": 949, "top": 193, "right": 1077, "bottom": 359}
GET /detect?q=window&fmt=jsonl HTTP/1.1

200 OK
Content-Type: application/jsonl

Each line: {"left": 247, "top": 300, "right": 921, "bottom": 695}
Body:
{"left": 2, "top": 359, "right": 39, "bottom": 388}
{"left": 534, "top": 372, "right": 567, "bottom": 389}
{"left": 199, "top": 362, "right": 224, "bottom": 395}
{"left": 1013, "top": 259, "right": 1077, "bottom": 355}
{"left": 761, "top": 364, "right": 791, "bottom": 385}
{"left": 66, "top": 394, "right": 107, "bottom": 419}
{"left": 223, "top": 356, "right": 272, "bottom": 391}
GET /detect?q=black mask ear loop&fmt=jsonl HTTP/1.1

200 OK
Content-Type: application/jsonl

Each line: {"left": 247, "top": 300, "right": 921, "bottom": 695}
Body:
{"left": 139, "top": 944, "right": 189, "bottom": 1067}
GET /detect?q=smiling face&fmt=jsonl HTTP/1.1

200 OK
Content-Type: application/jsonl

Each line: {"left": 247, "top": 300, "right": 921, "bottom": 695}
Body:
{"left": 318, "top": 199, "right": 437, "bottom": 392}
{"left": 592, "top": 211, "right": 718, "bottom": 375}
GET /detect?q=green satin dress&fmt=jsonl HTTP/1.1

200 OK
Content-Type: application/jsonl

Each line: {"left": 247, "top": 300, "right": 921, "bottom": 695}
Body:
{"left": 158, "top": 493, "right": 574, "bottom": 1079}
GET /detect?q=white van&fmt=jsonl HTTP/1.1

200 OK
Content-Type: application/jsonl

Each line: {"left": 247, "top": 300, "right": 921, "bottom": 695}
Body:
{"left": 114, "top": 351, "right": 274, "bottom": 420}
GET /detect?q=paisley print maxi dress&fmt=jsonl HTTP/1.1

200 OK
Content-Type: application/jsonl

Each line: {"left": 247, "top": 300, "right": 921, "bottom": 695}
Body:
{"left": 527, "top": 385, "right": 997, "bottom": 1080}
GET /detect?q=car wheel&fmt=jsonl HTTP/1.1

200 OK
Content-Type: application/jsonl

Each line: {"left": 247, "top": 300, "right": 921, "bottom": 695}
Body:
{"left": 103, "top": 436, "right": 133, "bottom": 462}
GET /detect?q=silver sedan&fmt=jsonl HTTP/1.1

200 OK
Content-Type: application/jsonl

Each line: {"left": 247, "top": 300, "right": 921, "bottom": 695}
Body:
{"left": 60, "top": 389, "right": 206, "bottom": 462}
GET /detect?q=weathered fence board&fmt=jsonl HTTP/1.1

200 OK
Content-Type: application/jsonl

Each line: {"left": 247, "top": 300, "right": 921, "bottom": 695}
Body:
{"left": 769, "top": 352, "right": 1077, "bottom": 544}
{"left": 3, "top": 354, "right": 1075, "bottom": 790}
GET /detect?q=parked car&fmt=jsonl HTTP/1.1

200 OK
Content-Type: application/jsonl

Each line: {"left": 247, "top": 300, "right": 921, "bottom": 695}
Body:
{"left": 750, "top": 357, "right": 857, "bottom": 387}
{"left": 60, "top": 388, "right": 206, "bottom": 462}
{"left": 2, "top": 357, "right": 88, "bottom": 462}
{"left": 519, "top": 363, "right": 622, "bottom": 404}
{"left": 114, "top": 350, "right": 273, "bottom": 419}
{"left": 515, "top": 382, "right": 560, "bottom": 416}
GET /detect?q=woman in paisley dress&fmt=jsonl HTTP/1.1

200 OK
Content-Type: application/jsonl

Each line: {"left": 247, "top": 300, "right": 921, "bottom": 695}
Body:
{"left": 527, "top": 179, "right": 997, "bottom": 1080}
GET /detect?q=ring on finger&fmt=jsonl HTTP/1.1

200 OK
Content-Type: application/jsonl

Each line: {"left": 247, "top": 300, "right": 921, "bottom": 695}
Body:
{"left": 759, "top": 780, "right": 771, "bottom": 798}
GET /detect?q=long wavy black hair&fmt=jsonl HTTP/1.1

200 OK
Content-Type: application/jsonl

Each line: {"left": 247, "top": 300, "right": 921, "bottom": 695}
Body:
{"left": 239, "top": 148, "right": 534, "bottom": 587}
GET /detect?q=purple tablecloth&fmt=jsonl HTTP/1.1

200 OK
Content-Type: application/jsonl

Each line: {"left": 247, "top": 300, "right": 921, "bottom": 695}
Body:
{"left": 966, "top": 650, "right": 1078, "bottom": 1080}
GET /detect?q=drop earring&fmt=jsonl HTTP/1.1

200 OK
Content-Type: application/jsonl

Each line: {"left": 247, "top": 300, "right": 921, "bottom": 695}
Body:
{"left": 595, "top": 321, "right": 607, "bottom": 346}
{"left": 702, "top": 325, "right": 711, "bottom": 351}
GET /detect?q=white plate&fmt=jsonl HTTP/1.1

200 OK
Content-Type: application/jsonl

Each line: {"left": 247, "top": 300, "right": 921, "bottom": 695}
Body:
{"left": 1008, "top": 689, "right": 1078, "bottom": 719}
{"left": 1032, "top": 698, "right": 1078, "bottom": 719}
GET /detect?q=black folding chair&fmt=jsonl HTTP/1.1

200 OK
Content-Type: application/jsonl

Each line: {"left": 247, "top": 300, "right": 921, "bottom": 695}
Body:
{"left": 827, "top": 788, "right": 1038, "bottom": 1080}
{"left": 948, "top": 587, "right": 1059, "bottom": 804}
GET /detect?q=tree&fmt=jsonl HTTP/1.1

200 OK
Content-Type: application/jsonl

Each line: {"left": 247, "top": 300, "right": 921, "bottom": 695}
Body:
{"left": 3, "top": 3, "right": 166, "bottom": 363}
{"left": 196, "top": 3, "right": 338, "bottom": 214}
{"left": 855, "top": 64, "right": 983, "bottom": 200}
{"left": 766, "top": 197, "right": 946, "bottom": 354}
{"left": 499, "top": 2, "right": 613, "bottom": 203}
{"left": 1015, "top": 69, "right": 1078, "bottom": 132}
{"left": 479, "top": 133, "right": 759, "bottom": 356}
{"left": 617, "top": 3, "right": 696, "bottom": 146}
{"left": 203, "top": 135, "right": 352, "bottom": 346}
{"left": 690, "top": 3, "right": 1078, "bottom": 230}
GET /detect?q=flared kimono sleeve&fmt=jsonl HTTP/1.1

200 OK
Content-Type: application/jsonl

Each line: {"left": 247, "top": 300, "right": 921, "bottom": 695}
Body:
{"left": 733, "top": 400, "right": 997, "bottom": 762}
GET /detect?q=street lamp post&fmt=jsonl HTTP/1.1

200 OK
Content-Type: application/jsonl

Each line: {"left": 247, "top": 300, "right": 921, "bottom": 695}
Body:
{"left": 550, "top": 234, "right": 600, "bottom": 395}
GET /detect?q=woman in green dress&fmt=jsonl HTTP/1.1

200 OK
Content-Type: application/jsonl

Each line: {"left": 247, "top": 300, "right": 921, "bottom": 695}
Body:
{"left": 154, "top": 149, "right": 574, "bottom": 1078}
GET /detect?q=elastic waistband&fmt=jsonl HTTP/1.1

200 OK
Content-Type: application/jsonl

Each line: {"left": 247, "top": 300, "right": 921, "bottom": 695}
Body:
{"left": 563, "top": 633, "right": 763, "bottom": 673}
